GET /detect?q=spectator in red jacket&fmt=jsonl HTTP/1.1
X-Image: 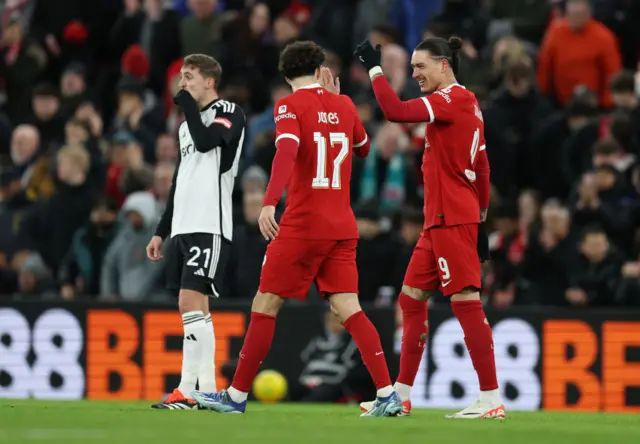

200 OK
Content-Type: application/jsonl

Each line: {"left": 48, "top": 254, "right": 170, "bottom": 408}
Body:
{"left": 537, "top": 0, "right": 622, "bottom": 108}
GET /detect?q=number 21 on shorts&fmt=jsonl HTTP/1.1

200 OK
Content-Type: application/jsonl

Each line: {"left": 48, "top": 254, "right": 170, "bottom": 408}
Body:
{"left": 187, "top": 246, "right": 211, "bottom": 268}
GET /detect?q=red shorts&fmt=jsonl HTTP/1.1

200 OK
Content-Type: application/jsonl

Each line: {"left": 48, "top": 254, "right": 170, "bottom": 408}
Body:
{"left": 403, "top": 224, "right": 481, "bottom": 296}
{"left": 259, "top": 238, "right": 359, "bottom": 300}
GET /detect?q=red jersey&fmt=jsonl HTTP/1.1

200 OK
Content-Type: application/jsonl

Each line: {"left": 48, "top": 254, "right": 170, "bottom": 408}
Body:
{"left": 420, "top": 84, "right": 485, "bottom": 229}
{"left": 370, "top": 76, "right": 490, "bottom": 231}
{"left": 264, "top": 83, "right": 370, "bottom": 240}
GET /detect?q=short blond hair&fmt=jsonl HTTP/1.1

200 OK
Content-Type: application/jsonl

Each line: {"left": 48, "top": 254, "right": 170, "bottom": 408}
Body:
{"left": 58, "top": 145, "right": 90, "bottom": 174}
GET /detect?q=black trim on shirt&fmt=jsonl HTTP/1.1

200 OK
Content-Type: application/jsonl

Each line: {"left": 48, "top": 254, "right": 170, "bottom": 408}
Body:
{"left": 181, "top": 97, "right": 244, "bottom": 154}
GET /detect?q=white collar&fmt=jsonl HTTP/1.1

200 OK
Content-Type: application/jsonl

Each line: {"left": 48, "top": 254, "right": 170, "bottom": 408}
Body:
{"left": 299, "top": 83, "right": 321, "bottom": 89}
{"left": 442, "top": 83, "right": 466, "bottom": 90}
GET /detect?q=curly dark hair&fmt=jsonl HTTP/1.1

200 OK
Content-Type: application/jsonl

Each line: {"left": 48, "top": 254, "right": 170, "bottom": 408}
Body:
{"left": 278, "top": 41, "right": 325, "bottom": 80}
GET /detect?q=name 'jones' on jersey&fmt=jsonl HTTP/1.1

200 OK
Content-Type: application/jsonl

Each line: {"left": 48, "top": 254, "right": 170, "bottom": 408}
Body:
{"left": 273, "top": 85, "right": 369, "bottom": 240}
{"left": 172, "top": 100, "right": 244, "bottom": 240}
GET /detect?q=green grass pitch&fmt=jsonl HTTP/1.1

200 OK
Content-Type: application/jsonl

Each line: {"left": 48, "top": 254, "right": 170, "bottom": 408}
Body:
{"left": 0, "top": 400, "right": 638, "bottom": 444}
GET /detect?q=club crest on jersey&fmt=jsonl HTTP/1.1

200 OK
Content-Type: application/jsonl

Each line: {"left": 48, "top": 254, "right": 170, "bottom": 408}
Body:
{"left": 278, "top": 105, "right": 287, "bottom": 114}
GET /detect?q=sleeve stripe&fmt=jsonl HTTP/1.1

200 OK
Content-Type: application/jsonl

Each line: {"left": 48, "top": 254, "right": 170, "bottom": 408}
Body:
{"left": 353, "top": 134, "right": 368, "bottom": 148}
{"left": 421, "top": 97, "right": 435, "bottom": 123}
{"left": 214, "top": 100, "right": 235, "bottom": 113}
{"left": 479, "top": 144, "right": 486, "bottom": 151}
{"left": 213, "top": 117, "right": 232, "bottom": 128}
{"left": 275, "top": 133, "right": 300, "bottom": 145}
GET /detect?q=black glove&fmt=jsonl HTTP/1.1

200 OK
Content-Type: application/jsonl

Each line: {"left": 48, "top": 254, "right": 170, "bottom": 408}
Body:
{"left": 173, "top": 89, "right": 195, "bottom": 108}
{"left": 477, "top": 222, "right": 490, "bottom": 262}
{"left": 354, "top": 39, "right": 382, "bottom": 71}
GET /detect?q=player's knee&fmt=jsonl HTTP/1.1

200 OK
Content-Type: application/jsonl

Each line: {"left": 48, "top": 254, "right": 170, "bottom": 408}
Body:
{"left": 328, "top": 293, "right": 361, "bottom": 322}
{"left": 178, "top": 289, "right": 207, "bottom": 313}
{"left": 402, "top": 285, "right": 431, "bottom": 301}
{"left": 252, "top": 291, "right": 284, "bottom": 316}
{"left": 450, "top": 287, "right": 480, "bottom": 302}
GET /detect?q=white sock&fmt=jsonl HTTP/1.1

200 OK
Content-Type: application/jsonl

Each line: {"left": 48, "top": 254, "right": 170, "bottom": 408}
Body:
{"left": 393, "top": 382, "right": 412, "bottom": 402}
{"left": 198, "top": 314, "right": 217, "bottom": 392}
{"left": 228, "top": 386, "right": 248, "bottom": 403}
{"left": 377, "top": 385, "right": 393, "bottom": 398}
{"left": 178, "top": 311, "right": 205, "bottom": 395}
{"left": 479, "top": 388, "right": 501, "bottom": 404}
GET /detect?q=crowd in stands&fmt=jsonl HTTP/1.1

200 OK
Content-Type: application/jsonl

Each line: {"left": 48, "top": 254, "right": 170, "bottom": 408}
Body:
{"left": 1, "top": 0, "right": 639, "bottom": 308}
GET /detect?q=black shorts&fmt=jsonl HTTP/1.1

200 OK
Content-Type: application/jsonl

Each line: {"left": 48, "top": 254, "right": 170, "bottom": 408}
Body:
{"left": 166, "top": 233, "right": 231, "bottom": 297}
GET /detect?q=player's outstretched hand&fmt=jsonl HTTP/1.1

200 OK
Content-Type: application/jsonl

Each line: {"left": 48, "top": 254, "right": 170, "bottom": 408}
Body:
{"left": 146, "top": 235, "right": 164, "bottom": 261}
{"left": 258, "top": 205, "right": 279, "bottom": 241}
{"left": 319, "top": 67, "right": 340, "bottom": 94}
{"left": 354, "top": 39, "right": 382, "bottom": 71}
{"left": 173, "top": 89, "right": 195, "bottom": 108}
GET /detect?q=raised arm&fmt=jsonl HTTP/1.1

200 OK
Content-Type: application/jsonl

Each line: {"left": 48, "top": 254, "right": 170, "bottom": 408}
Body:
{"left": 369, "top": 69, "right": 433, "bottom": 123}
{"left": 174, "top": 91, "right": 243, "bottom": 153}
{"left": 346, "top": 97, "right": 371, "bottom": 157}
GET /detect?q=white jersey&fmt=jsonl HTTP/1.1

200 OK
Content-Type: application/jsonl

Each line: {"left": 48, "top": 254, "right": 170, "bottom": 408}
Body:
{"left": 156, "top": 98, "right": 245, "bottom": 242}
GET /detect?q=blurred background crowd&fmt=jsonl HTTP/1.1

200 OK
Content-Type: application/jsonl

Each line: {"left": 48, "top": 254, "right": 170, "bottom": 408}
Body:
{"left": 0, "top": 0, "right": 639, "bottom": 309}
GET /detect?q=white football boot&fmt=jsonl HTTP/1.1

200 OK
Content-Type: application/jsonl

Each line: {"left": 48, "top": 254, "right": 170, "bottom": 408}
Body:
{"left": 445, "top": 399, "right": 506, "bottom": 419}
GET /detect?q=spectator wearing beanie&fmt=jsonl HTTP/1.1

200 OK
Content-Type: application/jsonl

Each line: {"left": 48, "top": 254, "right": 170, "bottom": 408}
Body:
{"left": 109, "top": 1, "right": 181, "bottom": 96}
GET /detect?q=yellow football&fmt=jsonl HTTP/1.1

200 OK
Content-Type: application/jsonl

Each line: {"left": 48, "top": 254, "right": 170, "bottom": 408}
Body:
{"left": 252, "top": 369, "right": 288, "bottom": 403}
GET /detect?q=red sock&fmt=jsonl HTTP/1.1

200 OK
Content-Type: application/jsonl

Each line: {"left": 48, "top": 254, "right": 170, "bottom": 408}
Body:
{"left": 451, "top": 300, "right": 498, "bottom": 391}
{"left": 344, "top": 311, "right": 392, "bottom": 390}
{"left": 231, "top": 312, "right": 276, "bottom": 392}
{"left": 397, "top": 293, "right": 428, "bottom": 386}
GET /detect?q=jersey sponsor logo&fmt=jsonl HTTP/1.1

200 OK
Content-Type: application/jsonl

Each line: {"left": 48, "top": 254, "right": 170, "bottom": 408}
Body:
{"left": 274, "top": 112, "right": 296, "bottom": 122}
{"left": 181, "top": 143, "right": 195, "bottom": 157}
{"left": 434, "top": 90, "right": 451, "bottom": 103}
{"left": 318, "top": 111, "right": 339, "bottom": 124}
{"left": 213, "top": 117, "right": 232, "bottom": 128}
{"left": 278, "top": 105, "right": 287, "bottom": 114}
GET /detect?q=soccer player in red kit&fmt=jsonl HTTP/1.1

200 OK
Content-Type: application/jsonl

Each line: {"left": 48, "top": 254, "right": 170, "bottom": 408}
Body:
{"left": 356, "top": 37, "right": 504, "bottom": 419}
{"left": 191, "top": 41, "right": 402, "bottom": 417}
